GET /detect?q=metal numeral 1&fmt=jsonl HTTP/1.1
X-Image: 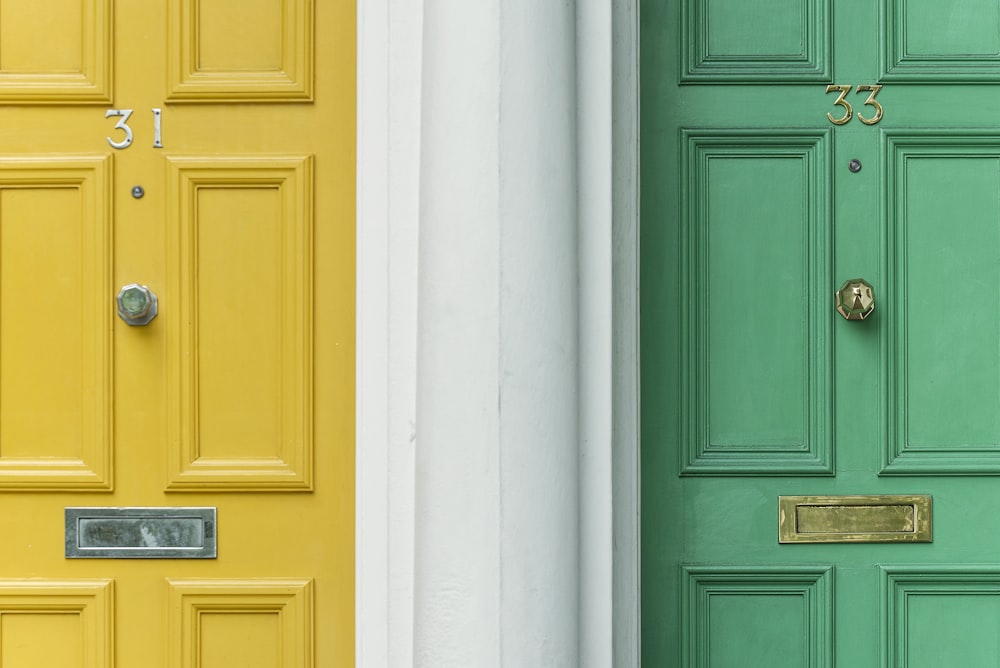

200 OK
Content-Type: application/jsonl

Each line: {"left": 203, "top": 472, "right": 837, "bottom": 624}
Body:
{"left": 152, "top": 108, "right": 163, "bottom": 148}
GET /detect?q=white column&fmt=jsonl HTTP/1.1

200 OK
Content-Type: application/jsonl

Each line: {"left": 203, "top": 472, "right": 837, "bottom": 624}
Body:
{"left": 414, "top": 0, "right": 580, "bottom": 665}
{"left": 609, "top": 1, "right": 641, "bottom": 665}
{"left": 357, "top": 0, "right": 422, "bottom": 664}
{"left": 577, "top": 0, "right": 613, "bottom": 663}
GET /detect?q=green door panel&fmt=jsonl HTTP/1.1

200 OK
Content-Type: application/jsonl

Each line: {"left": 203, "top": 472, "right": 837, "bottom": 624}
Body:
{"left": 885, "top": 138, "right": 1000, "bottom": 472}
{"left": 641, "top": 0, "right": 1000, "bottom": 666}
{"left": 680, "top": 131, "right": 833, "bottom": 474}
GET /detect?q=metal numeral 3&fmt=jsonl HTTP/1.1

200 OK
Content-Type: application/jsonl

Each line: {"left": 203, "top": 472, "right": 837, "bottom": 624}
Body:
{"left": 855, "top": 85, "right": 883, "bottom": 125}
{"left": 825, "top": 84, "right": 883, "bottom": 126}
{"left": 105, "top": 109, "right": 134, "bottom": 149}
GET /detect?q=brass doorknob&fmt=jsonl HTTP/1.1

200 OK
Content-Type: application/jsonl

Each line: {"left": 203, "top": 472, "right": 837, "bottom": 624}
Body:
{"left": 835, "top": 278, "right": 874, "bottom": 321}
{"left": 117, "top": 283, "right": 158, "bottom": 326}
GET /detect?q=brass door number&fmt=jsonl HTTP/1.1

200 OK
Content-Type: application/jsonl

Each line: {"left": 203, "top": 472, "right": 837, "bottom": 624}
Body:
{"left": 825, "top": 84, "right": 884, "bottom": 126}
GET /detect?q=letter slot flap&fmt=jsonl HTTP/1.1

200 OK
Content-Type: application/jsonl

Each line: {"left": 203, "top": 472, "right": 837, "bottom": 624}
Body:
{"left": 778, "top": 495, "right": 932, "bottom": 544}
{"left": 65, "top": 507, "right": 217, "bottom": 558}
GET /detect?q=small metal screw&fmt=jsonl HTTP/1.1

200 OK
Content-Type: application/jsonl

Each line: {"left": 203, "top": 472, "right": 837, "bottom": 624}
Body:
{"left": 132, "top": 185, "right": 145, "bottom": 199}
{"left": 848, "top": 159, "right": 862, "bottom": 173}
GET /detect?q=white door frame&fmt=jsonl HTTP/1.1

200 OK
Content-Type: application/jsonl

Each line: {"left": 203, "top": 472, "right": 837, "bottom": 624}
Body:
{"left": 356, "top": 0, "right": 640, "bottom": 664}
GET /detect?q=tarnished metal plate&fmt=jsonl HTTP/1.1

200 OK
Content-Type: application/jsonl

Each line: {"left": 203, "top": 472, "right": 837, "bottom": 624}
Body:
{"left": 65, "top": 507, "right": 216, "bottom": 558}
{"left": 779, "top": 495, "right": 932, "bottom": 543}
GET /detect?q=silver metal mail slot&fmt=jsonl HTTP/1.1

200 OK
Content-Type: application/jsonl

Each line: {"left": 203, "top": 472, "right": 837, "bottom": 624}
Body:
{"left": 65, "top": 507, "right": 216, "bottom": 559}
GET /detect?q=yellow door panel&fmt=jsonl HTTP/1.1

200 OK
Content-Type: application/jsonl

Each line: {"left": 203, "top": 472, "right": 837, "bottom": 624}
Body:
{"left": 165, "top": 157, "right": 313, "bottom": 490}
{"left": 0, "top": 0, "right": 354, "bottom": 665}
{"left": 0, "top": 580, "right": 112, "bottom": 668}
{"left": 0, "top": 0, "right": 111, "bottom": 102}
{"left": 168, "top": 579, "right": 312, "bottom": 668}
{"left": 166, "top": 0, "right": 313, "bottom": 101}
{"left": 0, "top": 158, "right": 112, "bottom": 488}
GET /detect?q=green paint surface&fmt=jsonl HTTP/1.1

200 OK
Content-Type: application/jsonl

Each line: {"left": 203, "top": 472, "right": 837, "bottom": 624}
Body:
{"left": 642, "top": 0, "right": 1000, "bottom": 665}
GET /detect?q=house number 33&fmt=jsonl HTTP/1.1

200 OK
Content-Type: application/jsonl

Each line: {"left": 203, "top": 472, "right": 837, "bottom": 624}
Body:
{"left": 825, "top": 84, "right": 884, "bottom": 125}
{"left": 106, "top": 108, "right": 164, "bottom": 149}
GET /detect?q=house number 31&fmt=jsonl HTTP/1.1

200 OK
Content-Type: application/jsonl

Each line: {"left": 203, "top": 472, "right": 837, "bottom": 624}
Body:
{"left": 106, "top": 108, "right": 163, "bottom": 149}
{"left": 825, "top": 85, "right": 884, "bottom": 126}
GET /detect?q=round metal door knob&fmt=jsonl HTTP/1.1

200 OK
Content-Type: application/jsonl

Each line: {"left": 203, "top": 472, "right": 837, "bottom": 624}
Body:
{"left": 835, "top": 278, "right": 875, "bottom": 321}
{"left": 117, "top": 284, "right": 158, "bottom": 326}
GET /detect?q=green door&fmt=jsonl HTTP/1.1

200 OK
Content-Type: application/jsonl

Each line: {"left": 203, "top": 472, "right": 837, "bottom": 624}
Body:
{"left": 641, "top": 1, "right": 1000, "bottom": 665}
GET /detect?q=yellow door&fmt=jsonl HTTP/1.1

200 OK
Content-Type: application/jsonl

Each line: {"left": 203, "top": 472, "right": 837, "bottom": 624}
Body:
{"left": 0, "top": 0, "right": 354, "bottom": 666}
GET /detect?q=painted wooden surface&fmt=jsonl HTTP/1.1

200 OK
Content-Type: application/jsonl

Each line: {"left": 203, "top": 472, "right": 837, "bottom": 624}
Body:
{"left": 643, "top": 0, "right": 1000, "bottom": 664}
{"left": 0, "top": 0, "right": 354, "bottom": 664}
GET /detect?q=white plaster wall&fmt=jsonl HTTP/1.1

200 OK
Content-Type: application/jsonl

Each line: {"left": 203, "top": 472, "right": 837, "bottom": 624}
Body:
{"left": 357, "top": 0, "right": 640, "bottom": 664}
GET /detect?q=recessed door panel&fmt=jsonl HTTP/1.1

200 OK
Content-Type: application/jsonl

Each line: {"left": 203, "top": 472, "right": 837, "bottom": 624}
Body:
{"left": 0, "top": 0, "right": 111, "bottom": 101}
{"left": 682, "top": 567, "right": 833, "bottom": 668}
{"left": 0, "top": 158, "right": 111, "bottom": 488}
{"left": 166, "top": 158, "right": 313, "bottom": 490}
{"left": 0, "top": 580, "right": 112, "bottom": 668}
{"left": 681, "top": 0, "right": 831, "bottom": 81}
{"left": 168, "top": 579, "right": 312, "bottom": 668}
{"left": 681, "top": 131, "right": 833, "bottom": 474}
{"left": 166, "top": 0, "right": 313, "bottom": 100}
{"left": 885, "top": 137, "right": 1000, "bottom": 472}
{"left": 882, "top": 0, "right": 1000, "bottom": 80}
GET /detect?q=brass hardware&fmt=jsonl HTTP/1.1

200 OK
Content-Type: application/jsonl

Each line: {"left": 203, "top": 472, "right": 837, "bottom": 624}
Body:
{"left": 856, "top": 84, "right": 884, "bottom": 125}
{"left": 825, "top": 84, "right": 853, "bottom": 125}
{"left": 778, "top": 495, "right": 932, "bottom": 543}
{"left": 826, "top": 84, "right": 884, "bottom": 126}
{"left": 836, "top": 278, "right": 875, "bottom": 320}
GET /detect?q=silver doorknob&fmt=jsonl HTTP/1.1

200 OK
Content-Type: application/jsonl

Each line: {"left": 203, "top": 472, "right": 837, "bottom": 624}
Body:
{"left": 835, "top": 278, "right": 874, "bottom": 321}
{"left": 117, "top": 284, "right": 158, "bottom": 326}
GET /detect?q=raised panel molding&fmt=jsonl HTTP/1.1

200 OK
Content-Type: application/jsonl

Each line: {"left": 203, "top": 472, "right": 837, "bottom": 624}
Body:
{"left": 0, "top": 0, "right": 112, "bottom": 103}
{"left": 167, "top": 579, "right": 313, "bottom": 668}
{"left": 881, "top": 566, "right": 1000, "bottom": 667}
{"left": 0, "top": 579, "right": 113, "bottom": 668}
{"left": 167, "top": 0, "right": 314, "bottom": 102}
{"left": 0, "top": 157, "right": 112, "bottom": 489}
{"left": 166, "top": 156, "right": 313, "bottom": 490}
{"left": 680, "top": 130, "right": 834, "bottom": 475}
{"left": 882, "top": 133, "right": 1000, "bottom": 474}
{"left": 682, "top": 566, "right": 833, "bottom": 668}
{"left": 881, "top": 0, "right": 1000, "bottom": 81}
{"left": 681, "top": 0, "right": 831, "bottom": 83}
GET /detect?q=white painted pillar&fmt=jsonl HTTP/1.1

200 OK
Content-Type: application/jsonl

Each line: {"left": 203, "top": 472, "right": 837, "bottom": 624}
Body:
{"left": 357, "top": 0, "right": 423, "bottom": 664}
{"left": 414, "top": 0, "right": 580, "bottom": 665}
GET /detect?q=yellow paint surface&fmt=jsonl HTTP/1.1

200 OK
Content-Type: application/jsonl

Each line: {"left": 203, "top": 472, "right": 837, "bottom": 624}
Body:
{"left": 0, "top": 0, "right": 354, "bottom": 665}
